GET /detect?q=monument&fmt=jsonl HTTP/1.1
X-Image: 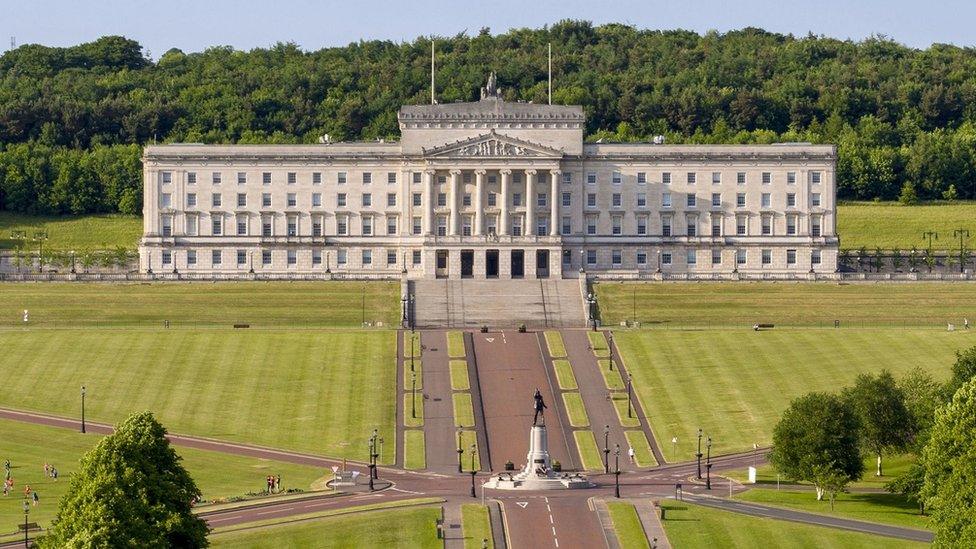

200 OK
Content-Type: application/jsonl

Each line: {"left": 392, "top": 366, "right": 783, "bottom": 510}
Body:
{"left": 483, "top": 390, "right": 591, "bottom": 490}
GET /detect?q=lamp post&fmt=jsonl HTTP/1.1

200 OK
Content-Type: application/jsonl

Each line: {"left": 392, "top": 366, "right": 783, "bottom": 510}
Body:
{"left": 953, "top": 229, "right": 970, "bottom": 273}
{"left": 626, "top": 371, "right": 633, "bottom": 418}
{"left": 81, "top": 386, "right": 86, "bottom": 434}
{"left": 922, "top": 231, "right": 939, "bottom": 251}
{"left": 325, "top": 251, "right": 331, "bottom": 274}
{"left": 70, "top": 249, "right": 76, "bottom": 274}
{"left": 457, "top": 428, "right": 464, "bottom": 474}
{"left": 656, "top": 250, "right": 662, "bottom": 273}
{"left": 249, "top": 251, "right": 254, "bottom": 274}
{"left": 33, "top": 231, "right": 48, "bottom": 273}
{"left": 696, "top": 428, "right": 703, "bottom": 480}
{"left": 603, "top": 425, "right": 610, "bottom": 474}
{"left": 371, "top": 429, "right": 379, "bottom": 480}
{"left": 705, "top": 436, "right": 712, "bottom": 490}
{"left": 410, "top": 326, "right": 416, "bottom": 372}
{"left": 22, "top": 498, "right": 29, "bottom": 548}
{"left": 579, "top": 249, "right": 585, "bottom": 274}
{"left": 607, "top": 331, "right": 613, "bottom": 371}
{"left": 367, "top": 436, "right": 375, "bottom": 492}
{"left": 586, "top": 292, "right": 596, "bottom": 330}
{"left": 614, "top": 444, "right": 621, "bottom": 498}
{"left": 469, "top": 443, "right": 477, "bottom": 497}
{"left": 411, "top": 372, "right": 417, "bottom": 419}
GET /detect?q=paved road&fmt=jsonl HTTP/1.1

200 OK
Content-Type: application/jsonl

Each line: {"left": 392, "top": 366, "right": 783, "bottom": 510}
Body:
{"left": 420, "top": 330, "right": 461, "bottom": 471}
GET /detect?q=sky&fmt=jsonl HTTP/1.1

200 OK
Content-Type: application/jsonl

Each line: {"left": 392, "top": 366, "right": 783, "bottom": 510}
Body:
{"left": 1, "top": 0, "right": 974, "bottom": 57}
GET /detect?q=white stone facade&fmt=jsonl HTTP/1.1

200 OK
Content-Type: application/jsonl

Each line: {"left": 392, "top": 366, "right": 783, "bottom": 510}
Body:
{"left": 140, "top": 93, "right": 838, "bottom": 279}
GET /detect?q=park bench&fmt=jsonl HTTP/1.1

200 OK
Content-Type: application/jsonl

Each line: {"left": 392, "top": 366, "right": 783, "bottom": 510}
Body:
{"left": 753, "top": 323, "right": 775, "bottom": 331}
{"left": 233, "top": 324, "right": 250, "bottom": 329}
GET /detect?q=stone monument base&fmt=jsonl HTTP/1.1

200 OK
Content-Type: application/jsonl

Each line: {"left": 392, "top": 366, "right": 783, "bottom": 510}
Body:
{"left": 483, "top": 424, "right": 592, "bottom": 491}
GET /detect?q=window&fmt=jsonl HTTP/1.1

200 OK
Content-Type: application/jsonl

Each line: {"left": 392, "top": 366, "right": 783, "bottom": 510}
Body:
{"left": 762, "top": 172, "right": 771, "bottom": 185}
{"left": 812, "top": 193, "right": 821, "bottom": 207}
{"left": 637, "top": 216, "right": 647, "bottom": 236}
{"left": 811, "top": 171, "right": 822, "bottom": 184}
{"left": 462, "top": 217, "right": 473, "bottom": 236}
{"left": 362, "top": 193, "right": 372, "bottom": 207}
{"left": 362, "top": 172, "right": 372, "bottom": 184}
{"left": 736, "top": 172, "right": 746, "bottom": 185}
{"left": 662, "top": 216, "right": 672, "bottom": 237}
{"left": 812, "top": 217, "right": 822, "bottom": 237}
{"left": 212, "top": 172, "right": 222, "bottom": 185}
{"left": 587, "top": 193, "right": 597, "bottom": 208}
{"left": 187, "top": 250, "right": 197, "bottom": 265}
{"left": 413, "top": 172, "right": 422, "bottom": 184}
{"left": 387, "top": 217, "right": 398, "bottom": 235}
{"left": 611, "top": 250, "right": 622, "bottom": 266}
{"left": 687, "top": 218, "right": 697, "bottom": 237}
{"left": 562, "top": 172, "right": 572, "bottom": 184}
{"left": 262, "top": 172, "right": 272, "bottom": 185}
{"left": 662, "top": 172, "right": 671, "bottom": 185}
{"left": 812, "top": 249, "right": 822, "bottom": 265}
{"left": 662, "top": 192, "right": 672, "bottom": 208}
{"left": 762, "top": 216, "right": 772, "bottom": 235}
{"left": 412, "top": 250, "right": 422, "bottom": 265}
{"left": 412, "top": 217, "right": 422, "bottom": 235}
{"left": 287, "top": 250, "right": 297, "bottom": 265}
{"left": 712, "top": 218, "right": 721, "bottom": 236}
{"left": 237, "top": 250, "right": 247, "bottom": 266}
{"left": 187, "top": 172, "right": 197, "bottom": 185}
{"left": 762, "top": 249, "right": 772, "bottom": 265}
{"left": 686, "top": 194, "right": 697, "bottom": 208}
{"left": 736, "top": 249, "right": 746, "bottom": 265}
{"left": 337, "top": 250, "right": 347, "bottom": 265}
{"left": 361, "top": 217, "right": 372, "bottom": 236}
{"left": 387, "top": 250, "right": 397, "bottom": 265}
{"left": 711, "top": 193, "right": 721, "bottom": 207}
{"left": 212, "top": 193, "right": 222, "bottom": 207}
{"left": 637, "top": 172, "right": 647, "bottom": 185}
{"left": 162, "top": 250, "right": 171, "bottom": 265}
{"left": 312, "top": 172, "right": 322, "bottom": 185}
{"left": 237, "top": 172, "right": 247, "bottom": 185}
{"left": 761, "top": 193, "right": 771, "bottom": 208}
{"left": 488, "top": 193, "right": 497, "bottom": 207}
{"left": 437, "top": 193, "right": 447, "bottom": 207}
{"left": 787, "top": 216, "right": 797, "bottom": 235}
{"left": 212, "top": 217, "right": 223, "bottom": 235}
{"left": 387, "top": 172, "right": 397, "bottom": 184}
{"left": 736, "top": 193, "right": 746, "bottom": 208}
{"left": 637, "top": 251, "right": 647, "bottom": 266}
{"left": 736, "top": 216, "right": 747, "bottom": 236}
{"left": 237, "top": 218, "right": 247, "bottom": 236}
{"left": 312, "top": 193, "right": 322, "bottom": 207}
{"left": 586, "top": 250, "right": 597, "bottom": 266}
{"left": 787, "top": 193, "right": 796, "bottom": 208}
{"left": 562, "top": 192, "right": 572, "bottom": 207}
{"left": 313, "top": 219, "right": 323, "bottom": 237}
{"left": 263, "top": 193, "right": 272, "bottom": 208}
{"left": 161, "top": 193, "right": 172, "bottom": 208}
{"left": 413, "top": 193, "right": 422, "bottom": 207}
{"left": 212, "top": 250, "right": 222, "bottom": 266}
{"left": 262, "top": 218, "right": 273, "bottom": 237}
{"left": 436, "top": 217, "right": 447, "bottom": 237}
{"left": 586, "top": 216, "right": 597, "bottom": 235}
{"left": 561, "top": 216, "right": 571, "bottom": 235}
{"left": 612, "top": 171, "right": 622, "bottom": 185}
{"left": 337, "top": 172, "right": 347, "bottom": 185}
{"left": 160, "top": 172, "right": 172, "bottom": 185}
{"left": 586, "top": 172, "right": 597, "bottom": 185}
{"left": 712, "top": 172, "right": 721, "bottom": 185}
{"left": 463, "top": 193, "right": 472, "bottom": 207}
{"left": 185, "top": 216, "right": 198, "bottom": 236}
{"left": 787, "top": 249, "right": 797, "bottom": 265}
{"left": 687, "top": 172, "right": 696, "bottom": 185}
{"left": 287, "top": 218, "right": 297, "bottom": 236}
{"left": 313, "top": 249, "right": 322, "bottom": 265}
{"left": 612, "top": 216, "right": 622, "bottom": 236}
{"left": 536, "top": 219, "right": 547, "bottom": 236}
{"left": 612, "top": 193, "right": 622, "bottom": 208}
{"left": 387, "top": 193, "right": 397, "bottom": 207}
{"left": 712, "top": 249, "right": 722, "bottom": 265}
{"left": 787, "top": 172, "right": 796, "bottom": 185}
{"left": 537, "top": 193, "right": 547, "bottom": 207}
{"left": 512, "top": 193, "right": 522, "bottom": 207}
{"left": 637, "top": 193, "right": 647, "bottom": 208}
{"left": 662, "top": 252, "right": 672, "bottom": 266}
{"left": 287, "top": 172, "right": 296, "bottom": 185}
{"left": 686, "top": 250, "right": 697, "bottom": 265}
{"left": 337, "top": 193, "right": 346, "bottom": 207}
{"left": 186, "top": 193, "right": 197, "bottom": 207}
{"left": 262, "top": 250, "right": 272, "bottom": 265}
{"left": 336, "top": 217, "right": 347, "bottom": 235}
{"left": 237, "top": 193, "right": 247, "bottom": 208}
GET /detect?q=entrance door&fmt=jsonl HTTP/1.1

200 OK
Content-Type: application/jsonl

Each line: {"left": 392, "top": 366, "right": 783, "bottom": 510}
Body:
{"left": 461, "top": 250, "right": 474, "bottom": 278}
{"left": 486, "top": 249, "right": 499, "bottom": 278}
{"left": 536, "top": 250, "right": 550, "bottom": 278}
{"left": 511, "top": 249, "right": 524, "bottom": 279}
{"left": 436, "top": 250, "right": 449, "bottom": 279}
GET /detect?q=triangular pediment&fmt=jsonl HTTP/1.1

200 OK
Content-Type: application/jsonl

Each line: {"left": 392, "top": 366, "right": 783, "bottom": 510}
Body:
{"left": 422, "top": 130, "right": 564, "bottom": 158}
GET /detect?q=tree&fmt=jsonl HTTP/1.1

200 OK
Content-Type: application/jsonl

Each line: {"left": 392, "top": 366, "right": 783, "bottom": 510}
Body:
{"left": 842, "top": 370, "right": 915, "bottom": 476}
{"left": 944, "top": 346, "right": 976, "bottom": 400}
{"left": 886, "top": 461, "right": 927, "bottom": 515}
{"left": 812, "top": 463, "right": 851, "bottom": 511}
{"left": 770, "top": 392, "right": 864, "bottom": 500}
{"left": 38, "top": 412, "right": 208, "bottom": 548}
{"left": 922, "top": 379, "right": 976, "bottom": 546}
{"left": 898, "top": 366, "right": 943, "bottom": 449}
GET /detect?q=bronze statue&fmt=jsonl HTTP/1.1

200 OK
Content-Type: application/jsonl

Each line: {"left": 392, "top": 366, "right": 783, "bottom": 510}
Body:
{"left": 532, "top": 388, "right": 547, "bottom": 426}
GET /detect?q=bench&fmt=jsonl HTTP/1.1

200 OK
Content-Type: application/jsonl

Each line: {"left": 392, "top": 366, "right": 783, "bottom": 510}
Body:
{"left": 233, "top": 324, "right": 250, "bottom": 329}
{"left": 753, "top": 323, "right": 774, "bottom": 331}
{"left": 18, "top": 522, "right": 40, "bottom": 533}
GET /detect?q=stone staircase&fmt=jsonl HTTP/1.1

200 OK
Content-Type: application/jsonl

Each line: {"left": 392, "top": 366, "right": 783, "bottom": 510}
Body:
{"left": 410, "top": 278, "right": 586, "bottom": 329}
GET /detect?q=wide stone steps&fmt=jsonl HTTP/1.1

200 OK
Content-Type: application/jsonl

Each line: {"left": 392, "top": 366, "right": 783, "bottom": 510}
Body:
{"left": 411, "top": 279, "right": 585, "bottom": 329}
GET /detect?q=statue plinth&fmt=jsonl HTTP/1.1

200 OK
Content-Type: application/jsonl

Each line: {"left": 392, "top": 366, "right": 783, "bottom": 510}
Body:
{"left": 483, "top": 423, "right": 591, "bottom": 491}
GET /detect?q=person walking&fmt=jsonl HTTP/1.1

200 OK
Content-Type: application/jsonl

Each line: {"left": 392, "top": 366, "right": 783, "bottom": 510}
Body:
{"left": 275, "top": 475, "right": 281, "bottom": 493}
{"left": 32, "top": 491, "right": 38, "bottom": 506}
{"left": 628, "top": 446, "right": 635, "bottom": 464}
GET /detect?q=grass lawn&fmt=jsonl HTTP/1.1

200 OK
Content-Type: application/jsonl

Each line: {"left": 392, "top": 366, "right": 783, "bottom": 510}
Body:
{"left": 0, "top": 281, "right": 400, "bottom": 327}
{"left": 614, "top": 329, "right": 975, "bottom": 455}
{"left": 552, "top": 360, "right": 578, "bottom": 390}
{"left": 737, "top": 488, "right": 930, "bottom": 531}
{"left": 545, "top": 331, "right": 568, "bottom": 358}
{"left": 448, "top": 331, "right": 466, "bottom": 358}
{"left": 453, "top": 394, "right": 475, "bottom": 428}
{"left": 210, "top": 503, "right": 442, "bottom": 548}
{"left": 0, "top": 212, "right": 142, "bottom": 251}
{"left": 594, "top": 281, "right": 976, "bottom": 328}
{"left": 404, "top": 394, "right": 424, "bottom": 428}
{"left": 588, "top": 331, "right": 610, "bottom": 357}
{"left": 573, "top": 430, "right": 604, "bottom": 471}
{"left": 404, "top": 331, "right": 422, "bottom": 358}
{"left": 612, "top": 396, "right": 641, "bottom": 428}
{"left": 624, "top": 431, "right": 656, "bottom": 467}
{"left": 562, "top": 392, "right": 589, "bottom": 427}
{"left": 0, "top": 329, "right": 397, "bottom": 462}
{"left": 660, "top": 500, "right": 926, "bottom": 549}
{"left": 606, "top": 502, "right": 650, "bottom": 549}
{"left": 459, "top": 430, "right": 481, "bottom": 472}
{"left": 598, "top": 359, "right": 625, "bottom": 390}
{"left": 450, "top": 360, "right": 470, "bottom": 391}
{"left": 728, "top": 454, "right": 916, "bottom": 490}
{"left": 403, "top": 430, "right": 426, "bottom": 470}
{"left": 461, "top": 504, "right": 493, "bottom": 549}
{"left": 404, "top": 359, "right": 423, "bottom": 391}
{"left": 837, "top": 200, "right": 976, "bottom": 251}
{"left": 0, "top": 418, "right": 328, "bottom": 533}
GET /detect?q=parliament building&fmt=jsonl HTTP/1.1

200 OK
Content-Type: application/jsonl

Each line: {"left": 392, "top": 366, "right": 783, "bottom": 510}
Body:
{"left": 140, "top": 79, "right": 838, "bottom": 280}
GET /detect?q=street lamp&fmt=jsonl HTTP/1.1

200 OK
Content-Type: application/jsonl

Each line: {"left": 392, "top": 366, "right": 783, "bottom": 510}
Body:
{"left": 614, "top": 444, "right": 621, "bottom": 498}
{"left": 579, "top": 249, "right": 585, "bottom": 274}
{"left": 656, "top": 250, "right": 661, "bottom": 273}
{"left": 607, "top": 331, "right": 614, "bottom": 371}
{"left": 457, "top": 428, "right": 464, "bottom": 474}
{"left": 411, "top": 372, "right": 417, "bottom": 419}
{"left": 367, "top": 436, "right": 375, "bottom": 492}
{"left": 603, "top": 425, "right": 610, "bottom": 474}
{"left": 469, "top": 443, "right": 477, "bottom": 497}
{"left": 410, "top": 325, "right": 416, "bottom": 372}
{"left": 953, "top": 229, "right": 970, "bottom": 273}
{"left": 626, "top": 371, "right": 633, "bottom": 418}
{"left": 696, "top": 428, "right": 703, "bottom": 480}
{"left": 371, "top": 429, "right": 379, "bottom": 480}
{"left": 81, "top": 386, "right": 86, "bottom": 434}
{"left": 705, "top": 436, "right": 713, "bottom": 490}
{"left": 22, "top": 498, "right": 29, "bottom": 548}
{"left": 586, "top": 292, "right": 597, "bottom": 330}
{"left": 70, "top": 250, "right": 76, "bottom": 274}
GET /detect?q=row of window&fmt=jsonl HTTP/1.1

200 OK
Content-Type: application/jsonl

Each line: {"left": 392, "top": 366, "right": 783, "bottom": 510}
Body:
{"left": 160, "top": 248, "right": 420, "bottom": 268}
{"left": 580, "top": 248, "right": 822, "bottom": 267}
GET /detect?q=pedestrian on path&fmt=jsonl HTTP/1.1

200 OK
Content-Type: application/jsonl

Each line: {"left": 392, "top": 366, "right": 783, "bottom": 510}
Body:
{"left": 275, "top": 475, "right": 281, "bottom": 493}
{"left": 628, "top": 446, "right": 635, "bottom": 464}
{"left": 51, "top": 467, "right": 58, "bottom": 481}
{"left": 32, "top": 491, "right": 38, "bottom": 506}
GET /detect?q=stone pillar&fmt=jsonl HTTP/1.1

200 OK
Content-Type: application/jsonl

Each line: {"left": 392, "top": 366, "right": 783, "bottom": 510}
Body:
{"left": 499, "top": 169, "right": 511, "bottom": 236}
{"left": 550, "top": 169, "right": 560, "bottom": 236}
{"left": 424, "top": 170, "right": 435, "bottom": 235}
{"left": 474, "top": 169, "right": 486, "bottom": 236}
{"left": 525, "top": 169, "right": 537, "bottom": 236}
{"left": 449, "top": 169, "right": 461, "bottom": 236}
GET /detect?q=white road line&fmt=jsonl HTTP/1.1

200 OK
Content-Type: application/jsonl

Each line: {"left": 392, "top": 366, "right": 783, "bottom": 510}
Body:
{"left": 209, "top": 514, "right": 243, "bottom": 523}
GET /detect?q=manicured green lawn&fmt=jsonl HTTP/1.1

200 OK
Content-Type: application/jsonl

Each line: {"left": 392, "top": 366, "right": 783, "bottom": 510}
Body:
{"left": 562, "top": 392, "right": 589, "bottom": 427}
{"left": 0, "top": 329, "right": 397, "bottom": 462}
{"left": 453, "top": 394, "right": 475, "bottom": 428}
{"left": 660, "top": 500, "right": 926, "bottom": 549}
{"left": 404, "top": 359, "right": 423, "bottom": 391}
{"left": 404, "top": 394, "right": 424, "bottom": 428}
{"left": 459, "top": 430, "right": 481, "bottom": 472}
{"left": 737, "top": 488, "right": 930, "bottom": 531}
{"left": 553, "top": 360, "right": 578, "bottom": 390}
{"left": 573, "top": 430, "right": 604, "bottom": 471}
{"left": 450, "top": 360, "right": 470, "bottom": 391}
{"left": 837, "top": 200, "right": 976, "bottom": 251}
{"left": 404, "top": 331, "right": 422, "bottom": 358}
{"left": 0, "top": 418, "right": 328, "bottom": 533}
{"left": 624, "top": 431, "right": 657, "bottom": 467}
{"left": 598, "top": 359, "right": 625, "bottom": 390}
{"left": 403, "top": 430, "right": 426, "bottom": 470}
{"left": 606, "top": 502, "right": 650, "bottom": 549}
{"left": 588, "top": 331, "right": 610, "bottom": 357}
{"left": 612, "top": 395, "right": 641, "bottom": 428}
{"left": 448, "top": 331, "right": 466, "bottom": 358}
{"left": 0, "top": 281, "right": 400, "bottom": 327}
{"left": 0, "top": 212, "right": 143, "bottom": 251}
{"left": 210, "top": 504, "right": 442, "bottom": 548}
{"left": 545, "top": 331, "right": 568, "bottom": 358}
{"left": 728, "top": 454, "right": 916, "bottom": 490}
{"left": 461, "top": 504, "right": 493, "bottom": 549}
{"left": 614, "top": 329, "right": 974, "bottom": 455}
{"left": 594, "top": 281, "right": 976, "bottom": 328}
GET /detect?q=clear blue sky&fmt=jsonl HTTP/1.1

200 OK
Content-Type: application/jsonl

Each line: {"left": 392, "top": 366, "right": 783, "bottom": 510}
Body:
{"left": 2, "top": 0, "right": 973, "bottom": 56}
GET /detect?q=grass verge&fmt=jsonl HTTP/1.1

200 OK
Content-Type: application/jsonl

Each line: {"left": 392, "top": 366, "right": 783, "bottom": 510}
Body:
{"left": 453, "top": 393, "right": 475, "bottom": 428}
{"left": 461, "top": 504, "right": 494, "bottom": 549}
{"left": 588, "top": 331, "right": 610, "bottom": 357}
{"left": 612, "top": 395, "right": 641, "bottom": 428}
{"left": 404, "top": 430, "right": 426, "bottom": 470}
{"left": 736, "top": 488, "right": 930, "bottom": 531}
{"left": 0, "top": 212, "right": 142, "bottom": 251}
{"left": 545, "top": 331, "right": 568, "bottom": 358}
{"left": 562, "top": 392, "right": 590, "bottom": 428}
{"left": 459, "top": 430, "right": 481, "bottom": 472}
{"left": 625, "top": 430, "right": 657, "bottom": 467}
{"left": 404, "top": 358, "right": 423, "bottom": 391}
{"left": 552, "top": 359, "right": 578, "bottom": 390}
{"left": 448, "top": 331, "right": 466, "bottom": 358}
{"left": 450, "top": 360, "right": 471, "bottom": 391}
{"left": 573, "top": 430, "right": 604, "bottom": 472}
{"left": 598, "top": 359, "right": 625, "bottom": 390}
{"left": 606, "top": 501, "right": 650, "bottom": 549}
{"left": 404, "top": 331, "right": 422, "bottom": 358}
{"left": 404, "top": 393, "right": 424, "bottom": 428}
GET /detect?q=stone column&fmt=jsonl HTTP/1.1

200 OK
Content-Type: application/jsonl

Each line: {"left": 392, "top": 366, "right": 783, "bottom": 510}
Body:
{"left": 550, "top": 169, "right": 560, "bottom": 236}
{"left": 474, "top": 169, "right": 486, "bottom": 236}
{"left": 424, "top": 170, "right": 435, "bottom": 235}
{"left": 499, "top": 169, "right": 511, "bottom": 236}
{"left": 449, "top": 169, "right": 461, "bottom": 236}
{"left": 525, "top": 169, "right": 537, "bottom": 236}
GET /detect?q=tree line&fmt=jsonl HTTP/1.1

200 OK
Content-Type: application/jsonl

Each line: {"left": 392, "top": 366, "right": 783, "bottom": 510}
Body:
{"left": 3, "top": 23, "right": 976, "bottom": 215}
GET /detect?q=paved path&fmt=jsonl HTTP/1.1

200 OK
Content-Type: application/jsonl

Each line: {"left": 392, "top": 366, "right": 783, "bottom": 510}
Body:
{"left": 492, "top": 493, "right": 605, "bottom": 549}
{"left": 420, "top": 330, "right": 461, "bottom": 472}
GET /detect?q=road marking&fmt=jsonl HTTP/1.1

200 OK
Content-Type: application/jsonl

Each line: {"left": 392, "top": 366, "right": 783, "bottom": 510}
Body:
{"left": 485, "top": 337, "right": 495, "bottom": 343}
{"left": 255, "top": 509, "right": 280, "bottom": 516}
{"left": 516, "top": 501, "right": 528, "bottom": 508}
{"left": 544, "top": 496, "right": 558, "bottom": 548}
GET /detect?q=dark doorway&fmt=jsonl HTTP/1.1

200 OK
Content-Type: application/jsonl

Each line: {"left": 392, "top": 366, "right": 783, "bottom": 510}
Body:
{"left": 461, "top": 250, "right": 474, "bottom": 278}
{"left": 511, "top": 249, "right": 524, "bottom": 278}
{"left": 436, "top": 250, "right": 449, "bottom": 279}
{"left": 536, "top": 249, "right": 550, "bottom": 278}
{"left": 486, "top": 249, "right": 499, "bottom": 278}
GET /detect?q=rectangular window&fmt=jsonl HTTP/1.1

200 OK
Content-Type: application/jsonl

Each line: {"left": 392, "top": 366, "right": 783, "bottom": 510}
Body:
{"left": 686, "top": 250, "right": 697, "bottom": 265}
{"left": 586, "top": 172, "right": 597, "bottom": 185}
{"left": 787, "top": 193, "right": 797, "bottom": 208}
{"left": 637, "top": 216, "right": 647, "bottom": 236}
{"left": 637, "top": 251, "right": 647, "bottom": 265}
{"left": 211, "top": 217, "right": 223, "bottom": 236}
{"left": 187, "top": 172, "right": 196, "bottom": 185}
{"left": 287, "top": 250, "right": 297, "bottom": 265}
{"left": 312, "top": 193, "right": 322, "bottom": 207}
{"left": 686, "top": 194, "right": 696, "bottom": 208}
{"left": 413, "top": 193, "right": 422, "bottom": 206}
{"left": 162, "top": 250, "right": 171, "bottom": 265}
{"left": 562, "top": 172, "right": 572, "bottom": 184}
{"left": 562, "top": 216, "right": 572, "bottom": 235}
{"left": 337, "top": 172, "right": 347, "bottom": 185}
{"left": 762, "top": 172, "right": 771, "bottom": 185}
{"left": 362, "top": 193, "right": 372, "bottom": 207}
{"left": 736, "top": 193, "right": 746, "bottom": 208}
{"left": 212, "top": 172, "right": 222, "bottom": 185}
{"left": 237, "top": 219, "right": 247, "bottom": 236}
{"left": 237, "top": 172, "right": 247, "bottom": 185}
{"left": 212, "top": 193, "right": 222, "bottom": 208}
{"left": 812, "top": 217, "right": 822, "bottom": 237}
{"left": 711, "top": 193, "right": 721, "bottom": 207}
{"left": 212, "top": 250, "right": 222, "bottom": 265}
{"left": 262, "top": 219, "right": 272, "bottom": 237}
{"left": 161, "top": 193, "right": 172, "bottom": 208}
{"left": 612, "top": 216, "right": 622, "bottom": 236}
{"left": 237, "top": 250, "right": 247, "bottom": 265}
{"left": 337, "top": 193, "right": 346, "bottom": 207}
{"left": 412, "top": 217, "right": 422, "bottom": 235}
{"left": 736, "top": 216, "right": 747, "bottom": 236}
{"left": 737, "top": 249, "right": 746, "bottom": 265}
{"left": 512, "top": 193, "right": 522, "bottom": 207}
{"left": 287, "top": 172, "right": 296, "bottom": 185}
{"left": 712, "top": 172, "right": 721, "bottom": 185}
{"left": 562, "top": 192, "right": 572, "bottom": 207}
{"left": 662, "top": 252, "right": 672, "bottom": 266}
{"left": 413, "top": 172, "right": 422, "bottom": 184}
{"left": 662, "top": 217, "right": 672, "bottom": 237}
{"left": 762, "top": 249, "right": 772, "bottom": 265}
{"left": 787, "top": 172, "right": 796, "bottom": 185}
{"left": 436, "top": 217, "right": 447, "bottom": 237}
{"left": 186, "top": 193, "right": 197, "bottom": 207}
{"left": 262, "top": 250, "right": 272, "bottom": 265}
{"left": 736, "top": 172, "right": 746, "bottom": 185}
{"left": 586, "top": 250, "right": 597, "bottom": 266}
{"left": 787, "top": 249, "right": 797, "bottom": 265}
{"left": 662, "top": 192, "right": 672, "bottom": 208}
{"left": 313, "top": 249, "right": 322, "bottom": 265}
{"left": 387, "top": 217, "right": 398, "bottom": 235}
{"left": 662, "top": 172, "right": 671, "bottom": 185}
{"left": 612, "top": 250, "right": 622, "bottom": 266}
{"left": 587, "top": 193, "right": 597, "bottom": 208}
{"left": 287, "top": 218, "right": 297, "bottom": 237}
{"left": 262, "top": 172, "right": 272, "bottom": 185}
{"left": 537, "top": 193, "right": 547, "bottom": 207}
{"left": 762, "top": 216, "right": 772, "bottom": 236}
{"left": 612, "top": 171, "right": 622, "bottom": 185}
{"left": 312, "top": 172, "right": 322, "bottom": 185}
{"left": 263, "top": 193, "right": 272, "bottom": 208}
{"left": 363, "top": 172, "right": 372, "bottom": 184}
{"left": 387, "top": 250, "right": 397, "bottom": 265}
{"left": 787, "top": 216, "right": 797, "bottom": 235}
{"left": 385, "top": 193, "right": 396, "bottom": 207}
{"left": 463, "top": 193, "right": 472, "bottom": 207}
{"left": 812, "top": 249, "right": 822, "bottom": 265}
{"left": 362, "top": 250, "right": 372, "bottom": 265}
{"left": 387, "top": 172, "right": 397, "bottom": 184}
{"left": 637, "top": 193, "right": 647, "bottom": 208}
{"left": 362, "top": 217, "right": 372, "bottom": 236}
{"left": 712, "top": 219, "right": 721, "bottom": 237}
{"left": 337, "top": 217, "right": 347, "bottom": 235}
{"left": 187, "top": 250, "right": 197, "bottom": 265}
{"left": 612, "top": 193, "right": 622, "bottom": 208}
{"left": 637, "top": 172, "right": 647, "bottom": 185}
{"left": 761, "top": 193, "right": 771, "bottom": 208}
{"left": 687, "top": 172, "right": 696, "bottom": 184}
{"left": 337, "top": 250, "right": 347, "bottom": 265}
{"left": 237, "top": 193, "right": 247, "bottom": 208}
{"left": 712, "top": 249, "right": 722, "bottom": 265}
{"left": 687, "top": 219, "right": 697, "bottom": 237}
{"left": 811, "top": 171, "right": 822, "bottom": 184}
{"left": 812, "top": 193, "right": 821, "bottom": 207}
{"left": 586, "top": 217, "right": 597, "bottom": 236}
{"left": 487, "top": 193, "right": 497, "bottom": 207}
{"left": 437, "top": 193, "right": 447, "bottom": 207}
{"left": 313, "top": 220, "right": 323, "bottom": 237}
{"left": 412, "top": 250, "right": 422, "bottom": 265}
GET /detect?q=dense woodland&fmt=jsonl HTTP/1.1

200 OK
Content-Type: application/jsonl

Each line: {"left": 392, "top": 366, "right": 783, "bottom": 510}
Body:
{"left": 2, "top": 21, "right": 976, "bottom": 215}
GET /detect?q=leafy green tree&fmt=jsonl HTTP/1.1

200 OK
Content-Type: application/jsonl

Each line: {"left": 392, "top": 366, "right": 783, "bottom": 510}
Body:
{"left": 886, "top": 461, "right": 927, "bottom": 515}
{"left": 842, "top": 370, "right": 915, "bottom": 476}
{"left": 812, "top": 463, "right": 851, "bottom": 511}
{"left": 770, "top": 392, "right": 864, "bottom": 500}
{"left": 944, "top": 346, "right": 976, "bottom": 400}
{"left": 898, "top": 366, "right": 943, "bottom": 449}
{"left": 922, "top": 379, "right": 976, "bottom": 546}
{"left": 38, "top": 411, "right": 208, "bottom": 548}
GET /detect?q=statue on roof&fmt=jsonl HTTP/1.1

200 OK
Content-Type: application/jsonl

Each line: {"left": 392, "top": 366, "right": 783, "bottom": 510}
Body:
{"left": 480, "top": 71, "right": 502, "bottom": 100}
